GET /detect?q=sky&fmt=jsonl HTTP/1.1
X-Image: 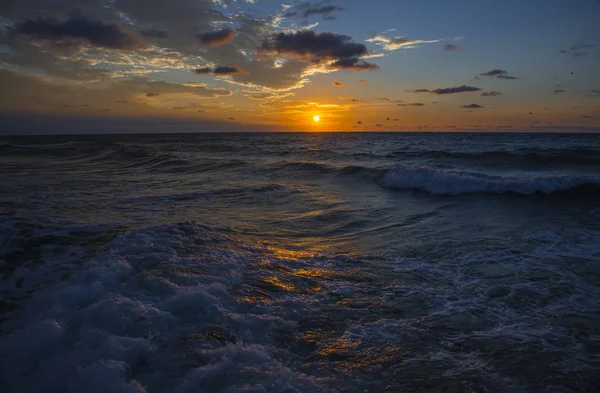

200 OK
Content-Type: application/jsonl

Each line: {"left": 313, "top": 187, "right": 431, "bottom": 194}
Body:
{"left": 1, "top": 0, "right": 600, "bottom": 133}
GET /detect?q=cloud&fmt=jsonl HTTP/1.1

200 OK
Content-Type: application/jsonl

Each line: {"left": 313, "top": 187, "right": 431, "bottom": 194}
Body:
{"left": 259, "top": 30, "right": 378, "bottom": 71}
{"left": 481, "top": 91, "right": 502, "bottom": 96}
{"left": 285, "top": 4, "right": 344, "bottom": 19}
{"left": 479, "top": 69, "right": 507, "bottom": 77}
{"left": 139, "top": 28, "right": 168, "bottom": 38}
{"left": 554, "top": 89, "right": 566, "bottom": 94}
{"left": 398, "top": 102, "right": 425, "bottom": 106}
{"left": 197, "top": 29, "right": 235, "bottom": 47}
{"left": 338, "top": 96, "right": 363, "bottom": 102}
{"left": 366, "top": 35, "right": 440, "bottom": 51}
{"left": 591, "top": 90, "right": 600, "bottom": 95}
{"left": 358, "top": 79, "right": 368, "bottom": 84}
{"left": 375, "top": 97, "right": 403, "bottom": 103}
{"left": 17, "top": 13, "right": 144, "bottom": 50}
{"left": 357, "top": 121, "right": 362, "bottom": 124}
{"left": 560, "top": 44, "right": 595, "bottom": 57}
{"left": 194, "top": 66, "right": 245, "bottom": 75}
{"left": 146, "top": 92, "right": 160, "bottom": 97}
{"left": 329, "top": 57, "right": 379, "bottom": 71}
{"left": 430, "top": 85, "right": 481, "bottom": 95}
{"left": 479, "top": 69, "right": 519, "bottom": 80}
{"left": 443, "top": 44, "right": 459, "bottom": 51}
{"left": 406, "top": 89, "right": 430, "bottom": 93}
{"left": 332, "top": 81, "right": 344, "bottom": 86}
{"left": 460, "top": 104, "right": 484, "bottom": 108}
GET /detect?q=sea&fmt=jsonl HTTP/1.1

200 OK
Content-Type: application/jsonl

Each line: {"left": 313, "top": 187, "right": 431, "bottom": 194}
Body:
{"left": 1, "top": 132, "right": 599, "bottom": 392}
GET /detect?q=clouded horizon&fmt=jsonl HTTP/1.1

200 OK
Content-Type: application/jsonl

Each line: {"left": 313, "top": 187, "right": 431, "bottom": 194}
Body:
{"left": 1, "top": 0, "right": 599, "bottom": 133}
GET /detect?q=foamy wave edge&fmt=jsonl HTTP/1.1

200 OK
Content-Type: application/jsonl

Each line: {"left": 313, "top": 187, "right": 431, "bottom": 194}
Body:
{"left": 380, "top": 165, "right": 600, "bottom": 195}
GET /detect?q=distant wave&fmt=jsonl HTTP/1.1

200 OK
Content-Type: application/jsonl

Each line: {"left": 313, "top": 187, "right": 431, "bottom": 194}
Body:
{"left": 380, "top": 165, "right": 600, "bottom": 195}
{"left": 388, "top": 147, "right": 600, "bottom": 165}
{"left": 275, "top": 161, "right": 387, "bottom": 179}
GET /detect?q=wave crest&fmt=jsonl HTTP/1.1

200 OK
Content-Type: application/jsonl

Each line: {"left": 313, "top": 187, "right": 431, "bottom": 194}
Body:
{"left": 380, "top": 165, "right": 600, "bottom": 195}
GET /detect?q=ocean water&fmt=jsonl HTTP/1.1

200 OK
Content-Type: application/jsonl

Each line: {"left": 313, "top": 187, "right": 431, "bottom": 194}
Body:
{"left": 1, "top": 132, "right": 599, "bottom": 392}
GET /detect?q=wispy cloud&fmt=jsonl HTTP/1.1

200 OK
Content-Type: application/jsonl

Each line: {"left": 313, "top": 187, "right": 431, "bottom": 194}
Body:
{"left": 338, "top": 96, "right": 363, "bottom": 102}
{"left": 398, "top": 102, "right": 425, "bottom": 106}
{"left": 560, "top": 43, "right": 595, "bottom": 57}
{"left": 375, "top": 97, "right": 403, "bottom": 102}
{"left": 481, "top": 91, "right": 502, "bottom": 96}
{"left": 460, "top": 104, "right": 484, "bottom": 108}
{"left": 366, "top": 35, "right": 440, "bottom": 51}
{"left": 553, "top": 89, "right": 565, "bottom": 94}
{"left": 406, "top": 89, "right": 430, "bottom": 93}
{"left": 332, "top": 81, "right": 344, "bottom": 86}
{"left": 443, "top": 44, "right": 459, "bottom": 51}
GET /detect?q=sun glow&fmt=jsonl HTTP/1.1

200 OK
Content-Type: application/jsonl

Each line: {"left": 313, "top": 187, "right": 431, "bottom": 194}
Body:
{"left": 313, "top": 115, "right": 320, "bottom": 122}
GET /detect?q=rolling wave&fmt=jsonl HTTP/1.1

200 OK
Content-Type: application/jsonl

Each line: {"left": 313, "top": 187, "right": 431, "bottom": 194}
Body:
{"left": 380, "top": 165, "right": 600, "bottom": 195}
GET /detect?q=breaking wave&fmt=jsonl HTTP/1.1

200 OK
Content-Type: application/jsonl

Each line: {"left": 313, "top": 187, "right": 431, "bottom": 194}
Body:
{"left": 380, "top": 165, "right": 600, "bottom": 195}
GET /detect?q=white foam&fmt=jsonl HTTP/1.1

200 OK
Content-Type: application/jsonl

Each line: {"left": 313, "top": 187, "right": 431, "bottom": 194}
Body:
{"left": 380, "top": 165, "right": 600, "bottom": 195}
{"left": 0, "top": 224, "right": 323, "bottom": 393}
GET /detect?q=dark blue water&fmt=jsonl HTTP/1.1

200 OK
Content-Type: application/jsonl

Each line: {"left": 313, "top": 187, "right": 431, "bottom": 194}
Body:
{"left": 1, "top": 132, "right": 600, "bottom": 392}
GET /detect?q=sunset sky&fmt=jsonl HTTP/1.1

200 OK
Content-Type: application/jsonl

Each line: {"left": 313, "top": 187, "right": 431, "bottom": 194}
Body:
{"left": 1, "top": 0, "right": 599, "bottom": 133}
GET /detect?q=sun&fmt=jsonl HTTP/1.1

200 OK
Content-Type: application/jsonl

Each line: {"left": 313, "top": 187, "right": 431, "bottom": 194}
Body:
{"left": 313, "top": 115, "right": 320, "bottom": 122}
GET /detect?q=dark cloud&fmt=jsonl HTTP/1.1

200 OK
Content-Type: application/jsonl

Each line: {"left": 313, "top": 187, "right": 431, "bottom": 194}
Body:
{"left": 329, "top": 57, "right": 378, "bottom": 71}
{"left": 197, "top": 29, "right": 235, "bottom": 47}
{"left": 332, "top": 81, "right": 344, "bottom": 86}
{"left": 398, "top": 103, "right": 425, "bottom": 106}
{"left": 195, "top": 66, "right": 245, "bottom": 75}
{"left": 146, "top": 92, "right": 159, "bottom": 97}
{"left": 17, "top": 13, "right": 144, "bottom": 50}
{"left": 479, "top": 69, "right": 519, "bottom": 80}
{"left": 581, "top": 115, "right": 595, "bottom": 118}
{"left": 443, "top": 44, "right": 459, "bottom": 51}
{"left": 406, "top": 89, "right": 430, "bottom": 93}
{"left": 357, "top": 121, "right": 362, "bottom": 124}
{"left": 479, "top": 69, "right": 507, "bottom": 77}
{"left": 461, "top": 104, "right": 484, "bottom": 108}
{"left": 431, "top": 85, "right": 481, "bottom": 95}
{"left": 139, "top": 28, "right": 168, "bottom": 38}
{"left": 358, "top": 79, "right": 368, "bottom": 84}
{"left": 481, "top": 91, "right": 502, "bottom": 96}
{"left": 554, "top": 89, "right": 565, "bottom": 94}
{"left": 116, "top": 100, "right": 128, "bottom": 103}
{"left": 284, "top": 4, "right": 343, "bottom": 19}
{"left": 591, "top": 90, "right": 600, "bottom": 94}
{"left": 259, "top": 30, "right": 378, "bottom": 71}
